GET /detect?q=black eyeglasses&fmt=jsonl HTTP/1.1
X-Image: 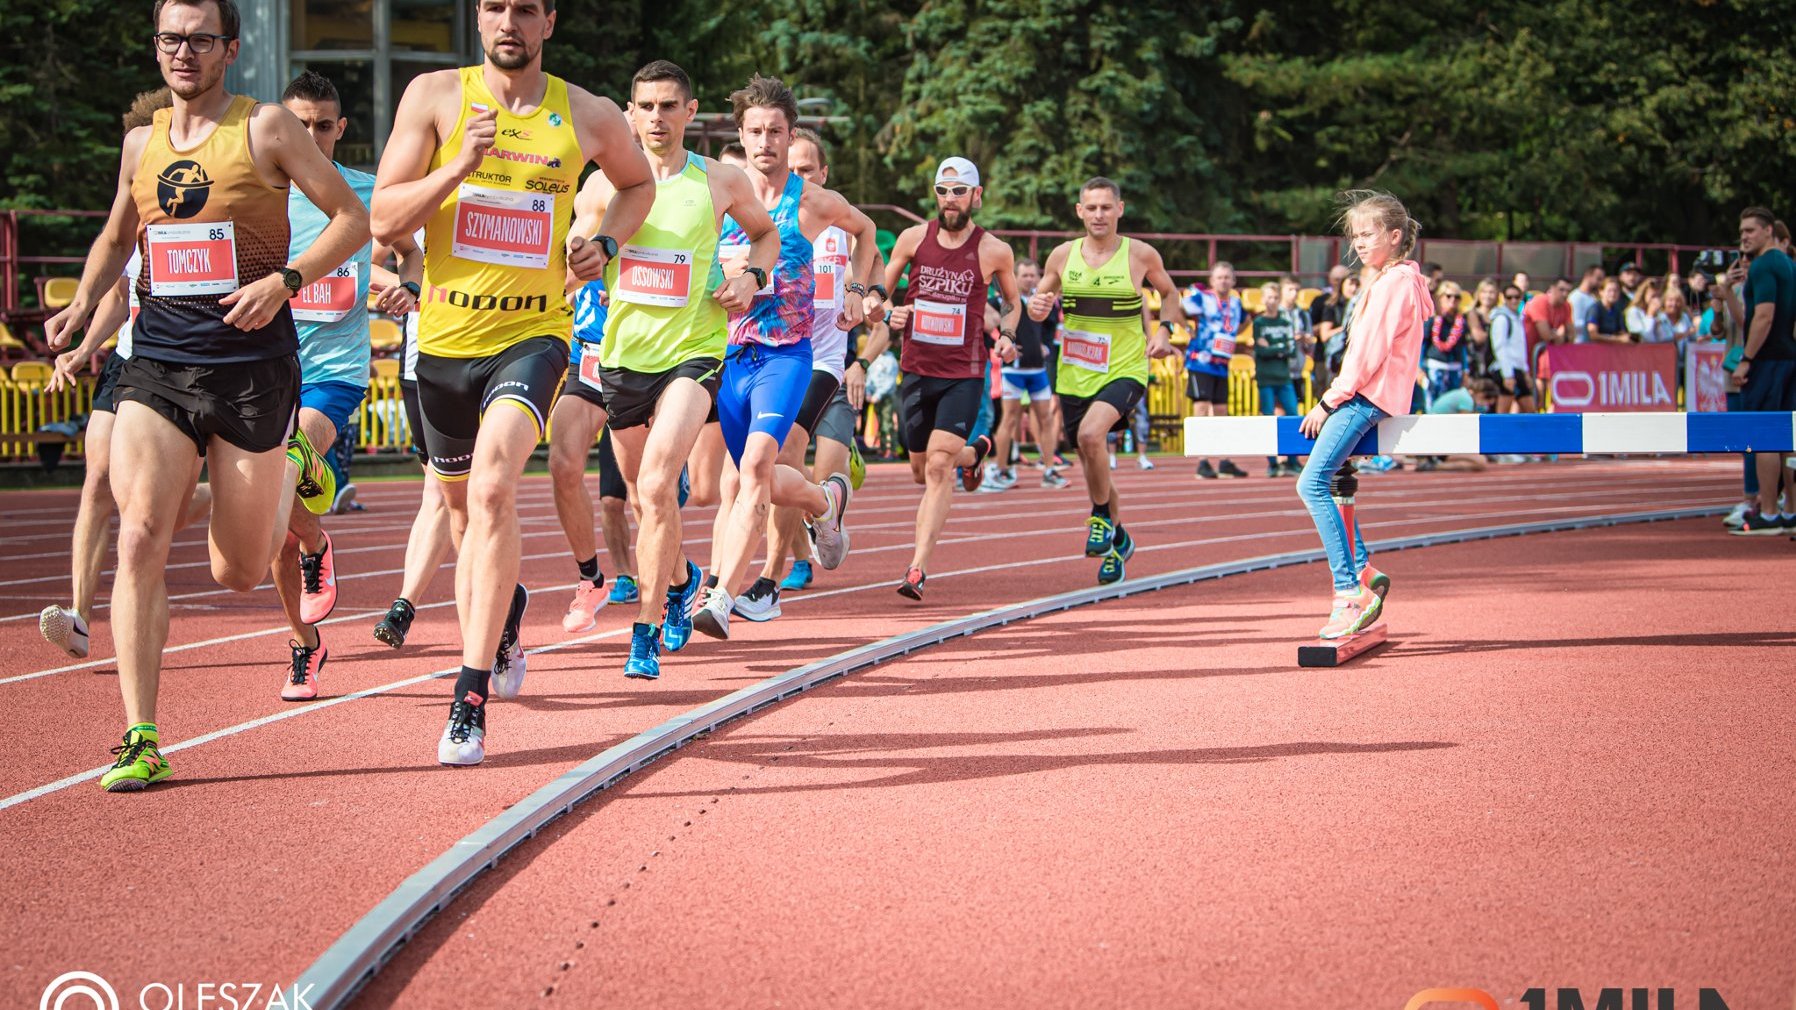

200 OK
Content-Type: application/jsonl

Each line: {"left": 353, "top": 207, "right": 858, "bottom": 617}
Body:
{"left": 152, "top": 32, "right": 235, "bottom": 55}
{"left": 934, "top": 185, "right": 971, "bottom": 197}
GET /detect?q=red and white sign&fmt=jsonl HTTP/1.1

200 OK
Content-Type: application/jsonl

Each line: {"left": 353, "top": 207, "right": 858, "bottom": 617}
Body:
{"left": 910, "top": 298, "right": 966, "bottom": 345}
{"left": 612, "top": 245, "right": 692, "bottom": 308}
{"left": 577, "top": 340, "right": 605, "bottom": 390}
{"left": 452, "top": 183, "right": 552, "bottom": 269}
{"left": 1541, "top": 343, "right": 1678, "bottom": 413}
{"left": 1060, "top": 328, "right": 1112, "bottom": 373}
{"left": 291, "top": 262, "right": 360, "bottom": 323}
{"left": 1685, "top": 341, "right": 1729, "bottom": 413}
{"left": 145, "top": 221, "right": 237, "bottom": 296}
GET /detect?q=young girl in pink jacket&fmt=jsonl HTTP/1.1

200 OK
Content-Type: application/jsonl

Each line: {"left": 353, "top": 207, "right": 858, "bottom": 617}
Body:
{"left": 1296, "top": 192, "right": 1432, "bottom": 638}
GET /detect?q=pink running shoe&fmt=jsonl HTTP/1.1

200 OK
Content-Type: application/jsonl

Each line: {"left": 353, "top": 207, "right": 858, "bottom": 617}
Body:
{"left": 282, "top": 638, "right": 327, "bottom": 701}
{"left": 1319, "top": 587, "right": 1383, "bottom": 640}
{"left": 1359, "top": 564, "right": 1391, "bottom": 599}
{"left": 561, "top": 580, "right": 607, "bottom": 634}
{"left": 298, "top": 534, "right": 338, "bottom": 626}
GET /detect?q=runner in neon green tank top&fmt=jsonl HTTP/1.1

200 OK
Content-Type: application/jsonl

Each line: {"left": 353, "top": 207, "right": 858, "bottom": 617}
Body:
{"left": 551, "top": 60, "right": 778, "bottom": 681}
{"left": 1029, "top": 177, "right": 1184, "bottom": 586}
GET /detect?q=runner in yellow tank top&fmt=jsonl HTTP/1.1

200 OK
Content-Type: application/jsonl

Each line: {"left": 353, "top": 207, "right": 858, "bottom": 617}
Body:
{"left": 370, "top": 0, "right": 654, "bottom": 768}
{"left": 1029, "top": 177, "right": 1184, "bottom": 587}
{"left": 544, "top": 60, "right": 777, "bottom": 680}
{"left": 41, "top": 0, "right": 369, "bottom": 793}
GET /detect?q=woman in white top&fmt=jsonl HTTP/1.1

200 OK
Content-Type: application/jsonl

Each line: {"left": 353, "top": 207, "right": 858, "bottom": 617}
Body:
{"left": 1646, "top": 285, "right": 1697, "bottom": 351}
{"left": 1489, "top": 281, "right": 1535, "bottom": 414}
{"left": 1625, "top": 277, "right": 1662, "bottom": 340}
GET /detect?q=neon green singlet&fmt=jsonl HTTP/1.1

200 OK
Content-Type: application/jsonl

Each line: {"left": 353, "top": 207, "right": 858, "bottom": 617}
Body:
{"left": 1056, "top": 237, "right": 1148, "bottom": 398}
{"left": 598, "top": 151, "right": 727, "bottom": 372}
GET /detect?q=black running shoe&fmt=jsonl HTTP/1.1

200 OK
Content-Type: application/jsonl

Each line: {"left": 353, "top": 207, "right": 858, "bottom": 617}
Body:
{"left": 374, "top": 598, "right": 416, "bottom": 649}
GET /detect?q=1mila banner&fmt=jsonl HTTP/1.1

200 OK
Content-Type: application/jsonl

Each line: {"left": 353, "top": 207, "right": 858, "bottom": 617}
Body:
{"left": 1540, "top": 343, "right": 1678, "bottom": 413}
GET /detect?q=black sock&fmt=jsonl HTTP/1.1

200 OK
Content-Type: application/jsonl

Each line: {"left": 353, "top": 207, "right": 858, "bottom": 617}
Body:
{"left": 1114, "top": 525, "right": 1131, "bottom": 550}
{"left": 393, "top": 597, "right": 414, "bottom": 614}
{"left": 971, "top": 434, "right": 993, "bottom": 467}
{"left": 576, "top": 555, "right": 600, "bottom": 584}
{"left": 702, "top": 572, "right": 719, "bottom": 590}
{"left": 749, "top": 576, "right": 776, "bottom": 595}
{"left": 452, "top": 664, "right": 490, "bottom": 706}
{"left": 1091, "top": 501, "right": 1112, "bottom": 520}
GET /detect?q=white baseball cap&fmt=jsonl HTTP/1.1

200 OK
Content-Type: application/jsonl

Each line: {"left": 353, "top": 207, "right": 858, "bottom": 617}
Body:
{"left": 934, "top": 157, "right": 980, "bottom": 188}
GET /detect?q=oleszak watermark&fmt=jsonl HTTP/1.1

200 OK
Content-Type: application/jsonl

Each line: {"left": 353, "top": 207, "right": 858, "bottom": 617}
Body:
{"left": 40, "top": 971, "right": 315, "bottom": 1010}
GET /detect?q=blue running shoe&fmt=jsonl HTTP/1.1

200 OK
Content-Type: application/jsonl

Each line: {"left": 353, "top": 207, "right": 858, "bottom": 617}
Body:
{"left": 608, "top": 574, "right": 640, "bottom": 606}
{"left": 1097, "top": 527, "right": 1135, "bottom": 585}
{"left": 662, "top": 560, "right": 701, "bottom": 652}
{"left": 780, "top": 560, "right": 814, "bottom": 591}
{"left": 678, "top": 466, "right": 691, "bottom": 508}
{"left": 1084, "top": 515, "right": 1116, "bottom": 557}
{"left": 624, "top": 622, "right": 661, "bottom": 680}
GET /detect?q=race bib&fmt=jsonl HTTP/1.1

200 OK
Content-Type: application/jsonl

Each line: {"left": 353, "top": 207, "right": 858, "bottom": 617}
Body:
{"left": 146, "top": 221, "right": 237, "bottom": 297}
{"left": 452, "top": 183, "right": 553, "bottom": 270}
{"left": 813, "top": 254, "right": 849, "bottom": 307}
{"left": 911, "top": 298, "right": 966, "bottom": 346}
{"left": 291, "top": 261, "right": 360, "bottom": 323}
{"left": 1061, "top": 329, "right": 1112, "bottom": 374}
{"left": 577, "top": 340, "right": 605, "bottom": 390}
{"left": 612, "top": 245, "right": 692, "bottom": 308}
{"left": 717, "top": 242, "right": 774, "bottom": 294}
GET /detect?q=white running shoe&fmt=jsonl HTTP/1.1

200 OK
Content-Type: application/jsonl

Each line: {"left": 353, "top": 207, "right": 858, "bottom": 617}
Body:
{"left": 1722, "top": 502, "right": 1750, "bottom": 529}
{"left": 489, "top": 584, "right": 529, "bottom": 700}
{"left": 39, "top": 605, "right": 89, "bottom": 659}
{"left": 693, "top": 586, "right": 734, "bottom": 640}
{"left": 732, "top": 579, "right": 782, "bottom": 622}
{"left": 1041, "top": 467, "right": 1070, "bottom": 489}
{"left": 977, "top": 471, "right": 1009, "bottom": 492}
{"left": 810, "top": 473, "right": 852, "bottom": 570}
{"left": 1137, "top": 456, "right": 1156, "bottom": 470}
{"left": 437, "top": 697, "right": 486, "bottom": 766}
{"left": 1107, "top": 452, "right": 1117, "bottom": 470}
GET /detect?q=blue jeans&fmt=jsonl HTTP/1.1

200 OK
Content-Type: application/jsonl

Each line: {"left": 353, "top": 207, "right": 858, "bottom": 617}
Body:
{"left": 1258, "top": 382, "right": 1300, "bottom": 467}
{"left": 1297, "top": 395, "right": 1384, "bottom": 592}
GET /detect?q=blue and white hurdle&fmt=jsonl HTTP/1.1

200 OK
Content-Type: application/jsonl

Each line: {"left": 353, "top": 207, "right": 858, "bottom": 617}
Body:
{"left": 1183, "top": 412, "right": 1796, "bottom": 459}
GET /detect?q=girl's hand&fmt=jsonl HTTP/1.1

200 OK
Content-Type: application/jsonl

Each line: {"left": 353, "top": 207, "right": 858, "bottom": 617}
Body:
{"left": 1299, "top": 403, "right": 1330, "bottom": 438}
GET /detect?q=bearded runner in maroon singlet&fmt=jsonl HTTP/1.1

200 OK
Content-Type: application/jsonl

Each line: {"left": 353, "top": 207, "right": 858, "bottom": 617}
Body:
{"left": 880, "top": 156, "right": 1019, "bottom": 600}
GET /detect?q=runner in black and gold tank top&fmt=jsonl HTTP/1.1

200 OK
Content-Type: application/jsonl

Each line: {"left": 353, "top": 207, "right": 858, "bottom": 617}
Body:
{"left": 42, "top": 0, "right": 370, "bottom": 793}
{"left": 1028, "top": 178, "right": 1184, "bottom": 588}
{"left": 370, "top": 0, "right": 655, "bottom": 768}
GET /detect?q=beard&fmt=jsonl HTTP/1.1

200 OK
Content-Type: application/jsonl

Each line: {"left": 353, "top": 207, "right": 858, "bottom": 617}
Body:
{"left": 937, "top": 207, "right": 970, "bottom": 233}
{"left": 486, "top": 38, "right": 536, "bottom": 70}
{"left": 165, "top": 61, "right": 224, "bottom": 101}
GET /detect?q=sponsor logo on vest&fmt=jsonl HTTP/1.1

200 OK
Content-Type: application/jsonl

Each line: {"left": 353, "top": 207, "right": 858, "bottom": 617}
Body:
{"left": 426, "top": 284, "right": 548, "bottom": 313}
{"left": 525, "top": 178, "right": 571, "bottom": 195}
{"left": 469, "top": 169, "right": 514, "bottom": 186}
{"left": 155, "top": 160, "right": 212, "bottom": 218}
{"left": 488, "top": 147, "right": 563, "bottom": 168}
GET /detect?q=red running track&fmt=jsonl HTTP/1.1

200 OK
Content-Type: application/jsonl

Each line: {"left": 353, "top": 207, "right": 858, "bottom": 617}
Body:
{"left": 0, "top": 458, "right": 1777, "bottom": 1008}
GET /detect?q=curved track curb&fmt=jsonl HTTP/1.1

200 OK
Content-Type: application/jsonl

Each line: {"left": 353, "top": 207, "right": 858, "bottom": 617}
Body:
{"left": 295, "top": 504, "right": 1723, "bottom": 1009}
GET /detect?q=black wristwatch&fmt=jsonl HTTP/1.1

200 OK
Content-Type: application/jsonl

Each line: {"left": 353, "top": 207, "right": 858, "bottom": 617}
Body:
{"left": 591, "top": 233, "right": 618, "bottom": 259}
{"left": 869, "top": 283, "right": 888, "bottom": 301}
{"left": 744, "top": 266, "right": 768, "bottom": 289}
{"left": 853, "top": 356, "right": 871, "bottom": 372}
{"left": 278, "top": 267, "right": 304, "bottom": 298}
{"left": 401, "top": 281, "right": 421, "bottom": 299}
{"left": 1158, "top": 320, "right": 1175, "bottom": 334}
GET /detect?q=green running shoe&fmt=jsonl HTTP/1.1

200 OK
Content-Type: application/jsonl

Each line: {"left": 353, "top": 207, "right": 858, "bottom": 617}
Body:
{"left": 100, "top": 726, "right": 172, "bottom": 792}
{"left": 287, "top": 428, "right": 336, "bottom": 517}
{"left": 1084, "top": 515, "right": 1116, "bottom": 557}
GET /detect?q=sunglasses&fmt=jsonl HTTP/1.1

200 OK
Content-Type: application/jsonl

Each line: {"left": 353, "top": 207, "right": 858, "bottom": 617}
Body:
{"left": 934, "top": 185, "right": 971, "bottom": 197}
{"left": 1504, "top": 293, "right": 1521, "bottom": 300}
{"left": 152, "top": 31, "right": 235, "bottom": 54}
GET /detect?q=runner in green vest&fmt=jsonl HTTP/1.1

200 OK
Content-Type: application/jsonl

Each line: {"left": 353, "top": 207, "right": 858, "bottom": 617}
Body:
{"left": 1028, "top": 177, "right": 1183, "bottom": 585}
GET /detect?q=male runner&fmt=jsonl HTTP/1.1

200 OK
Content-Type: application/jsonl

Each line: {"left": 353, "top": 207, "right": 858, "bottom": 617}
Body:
{"left": 43, "top": 0, "right": 369, "bottom": 791}
{"left": 274, "top": 69, "right": 423, "bottom": 700}
{"left": 372, "top": 0, "right": 653, "bottom": 764}
{"left": 689, "top": 74, "right": 876, "bottom": 639}
{"left": 883, "top": 156, "right": 1019, "bottom": 600}
{"left": 731, "top": 126, "right": 885, "bottom": 619}
{"left": 1029, "top": 178, "right": 1182, "bottom": 585}
{"left": 40, "top": 89, "right": 177, "bottom": 660}
{"left": 985, "top": 255, "right": 1068, "bottom": 491}
{"left": 1184, "top": 260, "right": 1249, "bottom": 479}
{"left": 578, "top": 60, "right": 777, "bottom": 677}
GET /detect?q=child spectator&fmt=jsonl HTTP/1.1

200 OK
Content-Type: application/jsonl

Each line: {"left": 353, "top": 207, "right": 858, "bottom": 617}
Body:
{"left": 1250, "top": 282, "right": 1302, "bottom": 476}
{"left": 1490, "top": 283, "right": 1536, "bottom": 415}
{"left": 1586, "top": 277, "right": 1632, "bottom": 343}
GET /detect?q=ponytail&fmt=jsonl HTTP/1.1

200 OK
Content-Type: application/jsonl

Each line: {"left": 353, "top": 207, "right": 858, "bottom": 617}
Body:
{"left": 1337, "top": 190, "right": 1421, "bottom": 263}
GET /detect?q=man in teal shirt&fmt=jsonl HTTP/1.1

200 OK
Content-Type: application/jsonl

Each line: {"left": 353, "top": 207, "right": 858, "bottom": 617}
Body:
{"left": 275, "top": 69, "right": 423, "bottom": 699}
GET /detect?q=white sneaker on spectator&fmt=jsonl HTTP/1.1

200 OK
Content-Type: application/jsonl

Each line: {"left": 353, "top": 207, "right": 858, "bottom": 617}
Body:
{"left": 977, "top": 470, "right": 1009, "bottom": 493}
{"left": 1723, "top": 502, "right": 1751, "bottom": 529}
{"left": 1107, "top": 452, "right": 1117, "bottom": 470}
{"left": 1137, "top": 456, "right": 1155, "bottom": 470}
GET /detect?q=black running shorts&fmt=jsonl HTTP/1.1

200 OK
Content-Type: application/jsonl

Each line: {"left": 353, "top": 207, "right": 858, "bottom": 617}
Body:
{"left": 899, "top": 373, "right": 983, "bottom": 453}
{"left": 114, "top": 353, "right": 299, "bottom": 455}
{"left": 1060, "top": 378, "right": 1145, "bottom": 447}
{"left": 415, "top": 335, "right": 570, "bottom": 479}
{"left": 599, "top": 357, "right": 723, "bottom": 431}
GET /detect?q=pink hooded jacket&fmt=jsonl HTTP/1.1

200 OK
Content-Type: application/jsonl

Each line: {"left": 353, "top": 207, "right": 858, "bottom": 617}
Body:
{"left": 1322, "top": 260, "right": 1432, "bottom": 417}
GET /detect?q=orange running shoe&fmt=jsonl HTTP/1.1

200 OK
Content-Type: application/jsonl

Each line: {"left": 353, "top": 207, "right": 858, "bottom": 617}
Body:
{"left": 1319, "top": 587, "right": 1382, "bottom": 640}
{"left": 1359, "top": 564, "right": 1390, "bottom": 599}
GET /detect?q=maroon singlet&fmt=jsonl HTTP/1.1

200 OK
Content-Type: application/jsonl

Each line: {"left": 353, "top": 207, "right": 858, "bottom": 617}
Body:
{"left": 900, "top": 220, "right": 988, "bottom": 379}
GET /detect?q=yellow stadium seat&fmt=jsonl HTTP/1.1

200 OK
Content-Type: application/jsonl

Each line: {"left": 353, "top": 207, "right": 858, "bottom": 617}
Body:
{"left": 369, "top": 318, "right": 404, "bottom": 351}
{"left": 42, "top": 277, "right": 79, "bottom": 309}
{"left": 1298, "top": 287, "right": 1323, "bottom": 310}
{"left": 1240, "top": 287, "right": 1264, "bottom": 313}
{"left": 0, "top": 323, "right": 25, "bottom": 352}
{"left": 370, "top": 357, "right": 400, "bottom": 379}
{"left": 11, "top": 360, "right": 54, "bottom": 384}
{"left": 1457, "top": 291, "right": 1474, "bottom": 314}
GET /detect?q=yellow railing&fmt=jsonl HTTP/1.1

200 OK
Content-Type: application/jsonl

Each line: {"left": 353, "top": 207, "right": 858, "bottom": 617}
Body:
{"left": 1, "top": 373, "right": 93, "bottom": 459}
{"left": 1143, "top": 353, "right": 1317, "bottom": 447}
